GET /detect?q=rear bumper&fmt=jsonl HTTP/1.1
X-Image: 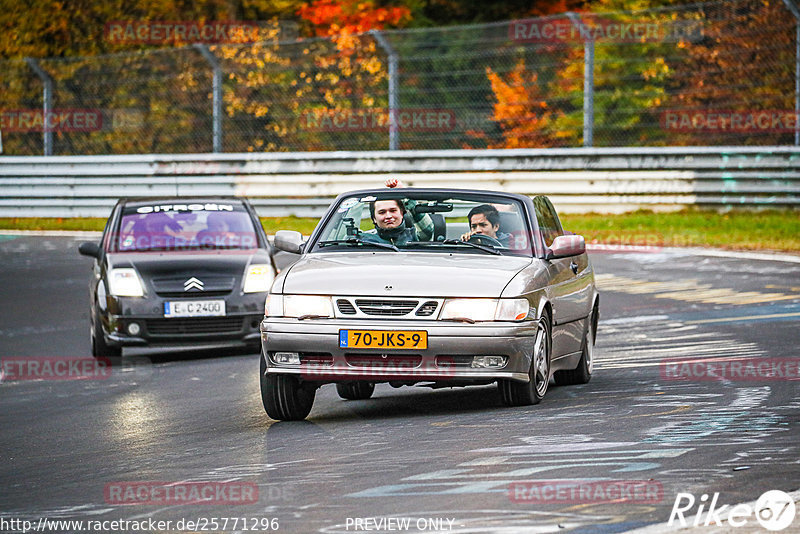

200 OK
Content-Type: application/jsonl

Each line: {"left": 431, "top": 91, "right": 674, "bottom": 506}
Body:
{"left": 261, "top": 318, "right": 538, "bottom": 383}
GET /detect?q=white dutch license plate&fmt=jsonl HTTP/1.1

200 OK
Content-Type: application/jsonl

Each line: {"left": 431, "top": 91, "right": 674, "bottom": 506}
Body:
{"left": 164, "top": 300, "right": 226, "bottom": 318}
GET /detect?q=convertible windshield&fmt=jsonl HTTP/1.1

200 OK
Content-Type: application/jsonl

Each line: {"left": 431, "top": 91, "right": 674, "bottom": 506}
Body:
{"left": 311, "top": 193, "right": 532, "bottom": 256}
{"left": 115, "top": 204, "right": 257, "bottom": 251}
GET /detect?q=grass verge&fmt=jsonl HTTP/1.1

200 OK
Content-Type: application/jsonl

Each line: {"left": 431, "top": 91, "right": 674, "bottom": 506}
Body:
{"left": 0, "top": 210, "right": 797, "bottom": 252}
{"left": 560, "top": 210, "right": 800, "bottom": 253}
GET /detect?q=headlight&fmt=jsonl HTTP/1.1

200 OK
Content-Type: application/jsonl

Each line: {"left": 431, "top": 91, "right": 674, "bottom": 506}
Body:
{"left": 108, "top": 268, "right": 144, "bottom": 297}
{"left": 495, "top": 299, "right": 531, "bottom": 321}
{"left": 264, "top": 294, "right": 333, "bottom": 318}
{"left": 440, "top": 298, "right": 530, "bottom": 322}
{"left": 243, "top": 264, "right": 274, "bottom": 293}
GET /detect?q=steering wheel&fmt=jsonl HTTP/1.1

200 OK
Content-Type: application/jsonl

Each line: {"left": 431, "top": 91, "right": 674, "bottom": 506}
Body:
{"left": 468, "top": 234, "right": 504, "bottom": 248}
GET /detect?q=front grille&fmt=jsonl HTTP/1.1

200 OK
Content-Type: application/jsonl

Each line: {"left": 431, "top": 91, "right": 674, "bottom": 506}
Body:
{"left": 337, "top": 299, "right": 357, "bottom": 315}
{"left": 155, "top": 290, "right": 231, "bottom": 298}
{"left": 355, "top": 299, "right": 418, "bottom": 316}
{"left": 345, "top": 354, "right": 422, "bottom": 368}
{"left": 152, "top": 275, "right": 236, "bottom": 297}
{"left": 146, "top": 317, "right": 244, "bottom": 335}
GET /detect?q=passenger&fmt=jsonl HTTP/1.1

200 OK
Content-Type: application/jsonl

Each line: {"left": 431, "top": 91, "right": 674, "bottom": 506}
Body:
{"left": 133, "top": 213, "right": 179, "bottom": 249}
{"left": 196, "top": 213, "right": 237, "bottom": 247}
{"left": 359, "top": 178, "right": 433, "bottom": 246}
{"left": 460, "top": 204, "right": 511, "bottom": 247}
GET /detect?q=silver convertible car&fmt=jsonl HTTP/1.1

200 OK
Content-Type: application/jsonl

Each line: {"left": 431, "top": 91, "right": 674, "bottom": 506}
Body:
{"left": 259, "top": 188, "right": 598, "bottom": 420}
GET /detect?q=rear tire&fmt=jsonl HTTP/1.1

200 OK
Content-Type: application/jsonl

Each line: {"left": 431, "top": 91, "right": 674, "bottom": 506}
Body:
{"left": 260, "top": 355, "right": 316, "bottom": 421}
{"left": 554, "top": 307, "right": 595, "bottom": 386}
{"left": 499, "top": 311, "right": 551, "bottom": 406}
{"left": 336, "top": 382, "right": 375, "bottom": 400}
{"left": 91, "top": 312, "right": 121, "bottom": 358}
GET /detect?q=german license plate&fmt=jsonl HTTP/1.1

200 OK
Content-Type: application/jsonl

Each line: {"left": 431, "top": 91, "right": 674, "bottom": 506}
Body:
{"left": 339, "top": 330, "right": 427, "bottom": 350}
{"left": 164, "top": 300, "right": 226, "bottom": 318}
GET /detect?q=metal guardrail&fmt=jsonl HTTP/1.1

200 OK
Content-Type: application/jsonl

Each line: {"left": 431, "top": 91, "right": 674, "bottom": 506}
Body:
{"left": 0, "top": 147, "right": 798, "bottom": 218}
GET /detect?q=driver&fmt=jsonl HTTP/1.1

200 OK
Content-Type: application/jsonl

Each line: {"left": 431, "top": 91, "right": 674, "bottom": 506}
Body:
{"left": 360, "top": 179, "right": 434, "bottom": 246}
{"left": 461, "top": 204, "right": 511, "bottom": 247}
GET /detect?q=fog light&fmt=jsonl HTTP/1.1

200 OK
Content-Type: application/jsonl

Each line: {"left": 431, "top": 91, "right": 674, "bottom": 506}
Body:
{"left": 127, "top": 322, "right": 141, "bottom": 336}
{"left": 274, "top": 352, "right": 301, "bottom": 365}
{"left": 471, "top": 355, "right": 507, "bottom": 369}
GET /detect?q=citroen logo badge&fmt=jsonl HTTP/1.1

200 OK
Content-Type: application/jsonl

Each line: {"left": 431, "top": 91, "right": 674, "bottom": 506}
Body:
{"left": 184, "top": 277, "right": 204, "bottom": 291}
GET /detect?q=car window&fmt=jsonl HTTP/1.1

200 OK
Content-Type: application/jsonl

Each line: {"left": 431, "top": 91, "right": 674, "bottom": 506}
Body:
{"left": 312, "top": 193, "right": 533, "bottom": 256}
{"left": 115, "top": 203, "right": 257, "bottom": 251}
{"left": 533, "top": 196, "right": 563, "bottom": 248}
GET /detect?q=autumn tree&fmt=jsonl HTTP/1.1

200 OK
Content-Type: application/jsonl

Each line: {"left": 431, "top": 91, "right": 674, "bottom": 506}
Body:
{"left": 472, "top": 60, "right": 563, "bottom": 148}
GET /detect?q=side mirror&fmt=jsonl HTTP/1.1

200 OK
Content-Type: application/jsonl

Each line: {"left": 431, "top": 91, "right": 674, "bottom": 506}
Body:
{"left": 273, "top": 230, "right": 304, "bottom": 254}
{"left": 78, "top": 241, "right": 101, "bottom": 259}
{"left": 547, "top": 234, "right": 585, "bottom": 259}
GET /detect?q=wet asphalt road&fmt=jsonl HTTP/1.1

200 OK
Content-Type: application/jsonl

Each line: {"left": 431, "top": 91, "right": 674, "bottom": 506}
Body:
{"left": 0, "top": 235, "right": 798, "bottom": 534}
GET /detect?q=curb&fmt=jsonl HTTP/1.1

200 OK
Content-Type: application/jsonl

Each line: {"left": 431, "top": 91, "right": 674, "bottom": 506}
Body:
{"left": 585, "top": 244, "right": 800, "bottom": 264}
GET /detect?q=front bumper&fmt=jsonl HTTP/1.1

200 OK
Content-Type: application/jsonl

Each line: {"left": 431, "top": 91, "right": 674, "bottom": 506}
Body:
{"left": 260, "top": 318, "right": 538, "bottom": 383}
{"left": 101, "top": 293, "right": 266, "bottom": 348}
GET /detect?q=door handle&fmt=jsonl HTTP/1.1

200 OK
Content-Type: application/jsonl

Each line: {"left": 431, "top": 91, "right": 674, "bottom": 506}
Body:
{"left": 570, "top": 261, "right": 579, "bottom": 274}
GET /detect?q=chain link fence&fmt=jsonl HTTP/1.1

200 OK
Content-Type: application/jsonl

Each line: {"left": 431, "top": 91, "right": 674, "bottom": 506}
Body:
{"left": 1, "top": 0, "right": 797, "bottom": 155}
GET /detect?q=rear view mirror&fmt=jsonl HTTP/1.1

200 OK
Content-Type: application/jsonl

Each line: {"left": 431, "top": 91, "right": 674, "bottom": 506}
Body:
{"left": 273, "top": 230, "right": 304, "bottom": 254}
{"left": 78, "top": 241, "right": 101, "bottom": 259}
{"left": 547, "top": 235, "right": 585, "bottom": 259}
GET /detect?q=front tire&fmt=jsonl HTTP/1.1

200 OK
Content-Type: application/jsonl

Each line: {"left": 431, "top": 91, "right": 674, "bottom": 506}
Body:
{"left": 336, "top": 382, "right": 375, "bottom": 400}
{"left": 260, "top": 355, "right": 316, "bottom": 421}
{"left": 91, "top": 312, "right": 121, "bottom": 358}
{"left": 499, "top": 311, "right": 551, "bottom": 406}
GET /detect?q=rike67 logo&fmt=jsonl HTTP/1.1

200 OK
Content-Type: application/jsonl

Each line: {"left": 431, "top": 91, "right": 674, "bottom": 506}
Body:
{"left": 669, "top": 490, "right": 796, "bottom": 531}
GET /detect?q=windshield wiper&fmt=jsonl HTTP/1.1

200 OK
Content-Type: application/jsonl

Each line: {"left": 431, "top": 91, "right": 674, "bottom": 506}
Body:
{"left": 414, "top": 239, "right": 502, "bottom": 255}
{"left": 317, "top": 237, "right": 399, "bottom": 252}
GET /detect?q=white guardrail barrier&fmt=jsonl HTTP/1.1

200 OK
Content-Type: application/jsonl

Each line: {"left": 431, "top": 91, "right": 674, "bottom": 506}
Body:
{"left": 0, "top": 147, "right": 798, "bottom": 217}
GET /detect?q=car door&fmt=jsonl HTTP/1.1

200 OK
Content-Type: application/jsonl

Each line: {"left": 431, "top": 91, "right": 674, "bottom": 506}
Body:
{"left": 535, "top": 196, "right": 592, "bottom": 358}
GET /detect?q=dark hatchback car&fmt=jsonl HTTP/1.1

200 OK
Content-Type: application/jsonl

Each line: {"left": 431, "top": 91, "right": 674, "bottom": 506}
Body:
{"left": 79, "top": 197, "right": 276, "bottom": 357}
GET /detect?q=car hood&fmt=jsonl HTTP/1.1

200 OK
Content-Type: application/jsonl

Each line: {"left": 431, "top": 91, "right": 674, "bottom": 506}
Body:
{"left": 107, "top": 250, "right": 271, "bottom": 293}
{"left": 281, "top": 252, "right": 532, "bottom": 297}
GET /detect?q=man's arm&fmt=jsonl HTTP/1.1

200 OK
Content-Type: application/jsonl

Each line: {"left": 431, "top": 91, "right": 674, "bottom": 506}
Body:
{"left": 404, "top": 198, "right": 433, "bottom": 241}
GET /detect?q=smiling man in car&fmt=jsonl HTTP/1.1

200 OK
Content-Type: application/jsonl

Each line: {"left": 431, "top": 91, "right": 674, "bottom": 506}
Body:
{"left": 360, "top": 179, "right": 434, "bottom": 246}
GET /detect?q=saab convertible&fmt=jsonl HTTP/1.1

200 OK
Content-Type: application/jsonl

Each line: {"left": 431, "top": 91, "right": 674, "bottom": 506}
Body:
{"left": 260, "top": 188, "right": 598, "bottom": 420}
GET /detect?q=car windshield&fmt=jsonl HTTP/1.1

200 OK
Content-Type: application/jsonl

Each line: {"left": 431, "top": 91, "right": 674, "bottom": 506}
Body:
{"left": 311, "top": 192, "right": 532, "bottom": 256}
{"left": 114, "top": 203, "right": 258, "bottom": 252}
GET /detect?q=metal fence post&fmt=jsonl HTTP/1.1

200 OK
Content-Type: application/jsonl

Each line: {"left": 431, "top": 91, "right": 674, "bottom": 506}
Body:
{"left": 24, "top": 58, "right": 53, "bottom": 156}
{"left": 370, "top": 30, "right": 399, "bottom": 150}
{"left": 566, "top": 13, "right": 595, "bottom": 147}
{"left": 194, "top": 45, "right": 223, "bottom": 153}
{"left": 781, "top": 0, "right": 800, "bottom": 146}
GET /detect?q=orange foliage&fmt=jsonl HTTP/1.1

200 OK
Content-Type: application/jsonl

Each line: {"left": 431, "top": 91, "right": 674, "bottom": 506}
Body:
{"left": 297, "top": 0, "right": 411, "bottom": 37}
{"left": 478, "top": 60, "right": 561, "bottom": 148}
